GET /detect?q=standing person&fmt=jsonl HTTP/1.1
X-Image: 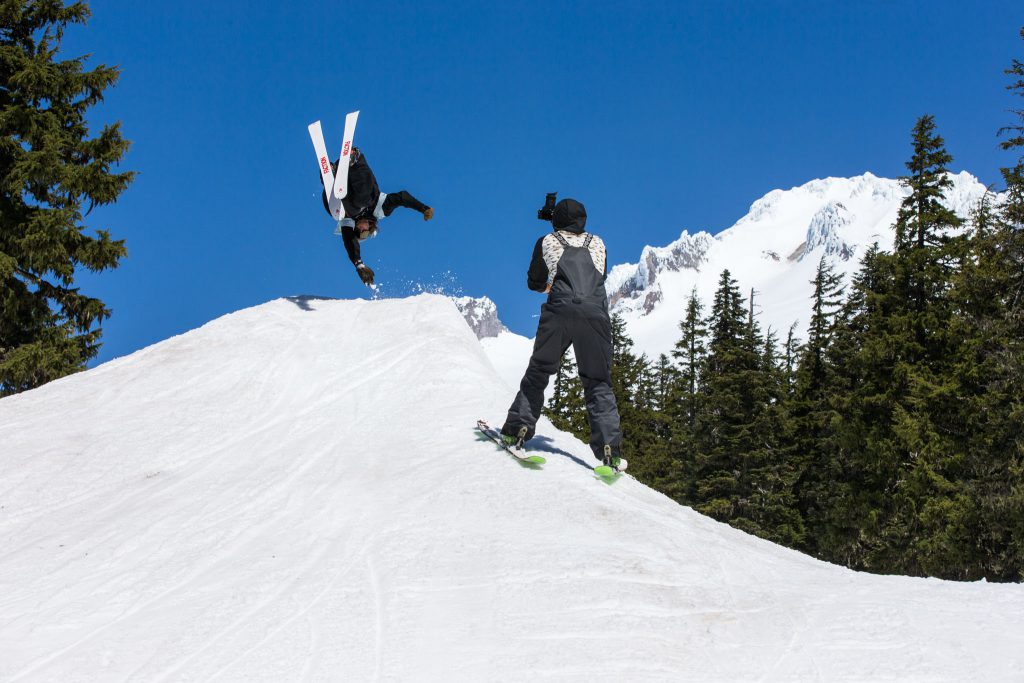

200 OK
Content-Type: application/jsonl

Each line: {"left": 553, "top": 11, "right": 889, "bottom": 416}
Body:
{"left": 319, "top": 148, "right": 433, "bottom": 286}
{"left": 501, "top": 196, "right": 625, "bottom": 471}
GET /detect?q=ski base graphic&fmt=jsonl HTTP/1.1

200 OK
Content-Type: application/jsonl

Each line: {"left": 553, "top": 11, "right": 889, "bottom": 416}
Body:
{"left": 307, "top": 110, "right": 360, "bottom": 219}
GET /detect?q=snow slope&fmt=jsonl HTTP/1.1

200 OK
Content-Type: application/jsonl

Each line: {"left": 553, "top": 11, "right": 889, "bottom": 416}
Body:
{"left": 2, "top": 295, "right": 1023, "bottom": 681}
{"left": 480, "top": 329, "right": 534, "bottom": 391}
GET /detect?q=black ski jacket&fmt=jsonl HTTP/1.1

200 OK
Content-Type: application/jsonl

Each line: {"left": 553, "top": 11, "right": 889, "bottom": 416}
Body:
{"left": 318, "top": 151, "right": 429, "bottom": 266}
{"left": 527, "top": 198, "right": 606, "bottom": 293}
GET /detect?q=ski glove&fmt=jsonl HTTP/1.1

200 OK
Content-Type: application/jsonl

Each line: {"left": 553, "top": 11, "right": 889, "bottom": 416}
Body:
{"left": 356, "top": 262, "right": 375, "bottom": 286}
{"left": 423, "top": 207, "right": 434, "bottom": 221}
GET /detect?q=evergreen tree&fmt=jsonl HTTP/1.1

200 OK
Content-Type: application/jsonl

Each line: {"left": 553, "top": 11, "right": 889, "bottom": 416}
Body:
{"left": 781, "top": 322, "right": 800, "bottom": 400}
{"left": 644, "top": 354, "right": 685, "bottom": 493}
{"left": 692, "top": 272, "right": 760, "bottom": 526}
{"left": 791, "top": 257, "right": 846, "bottom": 553}
{"left": 930, "top": 27, "right": 1024, "bottom": 580}
{"left": 819, "top": 244, "right": 903, "bottom": 569}
{"left": 732, "top": 294, "right": 803, "bottom": 545}
{"left": 892, "top": 115, "right": 962, "bottom": 363}
{"left": 653, "top": 353, "right": 677, "bottom": 417}
{"left": 545, "top": 351, "right": 586, "bottom": 436}
{"left": 1, "top": 1, "right": 134, "bottom": 395}
{"left": 995, "top": 27, "right": 1024, "bottom": 332}
{"left": 609, "top": 312, "right": 649, "bottom": 464}
{"left": 999, "top": 27, "right": 1024, "bottom": 229}
{"left": 935, "top": 193, "right": 1022, "bottom": 580}
{"left": 821, "top": 117, "right": 967, "bottom": 576}
{"left": 888, "top": 116, "right": 971, "bottom": 576}
{"left": 670, "top": 288, "right": 706, "bottom": 434}
{"left": 660, "top": 290, "right": 706, "bottom": 502}
{"left": 798, "top": 258, "right": 846, "bottom": 394}
{"left": 610, "top": 312, "right": 644, "bottom": 404}
{"left": 629, "top": 352, "right": 675, "bottom": 486}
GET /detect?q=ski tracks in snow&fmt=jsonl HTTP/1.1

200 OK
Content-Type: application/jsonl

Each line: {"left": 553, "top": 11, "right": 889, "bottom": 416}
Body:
{"left": 4, "top": 296, "right": 1024, "bottom": 681}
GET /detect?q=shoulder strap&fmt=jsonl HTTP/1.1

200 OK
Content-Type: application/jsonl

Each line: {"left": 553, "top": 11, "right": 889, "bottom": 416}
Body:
{"left": 583, "top": 233, "right": 593, "bottom": 248}
{"left": 551, "top": 229, "right": 571, "bottom": 247}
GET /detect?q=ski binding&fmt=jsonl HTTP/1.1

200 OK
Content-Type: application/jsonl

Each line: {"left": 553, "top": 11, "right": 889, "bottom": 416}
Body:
{"left": 476, "top": 420, "right": 546, "bottom": 465}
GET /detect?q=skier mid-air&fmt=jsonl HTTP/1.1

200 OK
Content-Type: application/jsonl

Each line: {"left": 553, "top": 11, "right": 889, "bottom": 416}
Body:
{"left": 500, "top": 194, "right": 625, "bottom": 472}
{"left": 318, "top": 147, "right": 433, "bottom": 286}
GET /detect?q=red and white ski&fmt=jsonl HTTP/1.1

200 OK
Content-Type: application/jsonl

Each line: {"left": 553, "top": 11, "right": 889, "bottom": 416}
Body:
{"left": 332, "top": 110, "right": 360, "bottom": 200}
{"left": 307, "top": 119, "right": 343, "bottom": 220}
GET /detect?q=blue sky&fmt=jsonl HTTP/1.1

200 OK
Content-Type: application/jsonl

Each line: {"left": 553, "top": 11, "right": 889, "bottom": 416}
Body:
{"left": 64, "top": 1, "right": 1022, "bottom": 362}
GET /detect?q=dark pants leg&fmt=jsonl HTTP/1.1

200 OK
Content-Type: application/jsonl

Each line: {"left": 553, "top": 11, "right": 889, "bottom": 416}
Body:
{"left": 571, "top": 307, "right": 622, "bottom": 458}
{"left": 502, "top": 304, "right": 569, "bottom": 441}
{"left": 502, "top": 302, "right": 622, "bottom": 459}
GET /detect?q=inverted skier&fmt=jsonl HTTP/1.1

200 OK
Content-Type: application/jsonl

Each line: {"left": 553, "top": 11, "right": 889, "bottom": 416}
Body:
{"left": 500, "top": 195, "right": 625, "bottom": 471}
{"left": 319, "top": 147, "right": 433, "bottom": 286}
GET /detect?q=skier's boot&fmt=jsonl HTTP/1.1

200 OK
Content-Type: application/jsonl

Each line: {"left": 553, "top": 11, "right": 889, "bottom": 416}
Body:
{"left": 602, "top": 445, "right": 628, "bottom": 473}
{"left": 502, "top": 426, "right": 529, "bottom": 450}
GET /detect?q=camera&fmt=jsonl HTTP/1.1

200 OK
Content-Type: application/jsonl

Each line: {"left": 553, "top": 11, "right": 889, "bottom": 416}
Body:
{"left": 537, "top": 192, "right": 557, "bottom": 222}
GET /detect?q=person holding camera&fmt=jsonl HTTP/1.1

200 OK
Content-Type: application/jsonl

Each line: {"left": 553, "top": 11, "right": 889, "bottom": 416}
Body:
{"left": 500, "top": 195, "right": 625, "bottom": 471}
{"left": 319, "top": 147, "right": 434, "bottom": 286}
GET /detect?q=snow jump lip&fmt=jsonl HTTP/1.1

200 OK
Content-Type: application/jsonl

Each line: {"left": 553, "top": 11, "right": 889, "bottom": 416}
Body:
{"left": 2, "top": 294, "right": 1022, "bottom": 681}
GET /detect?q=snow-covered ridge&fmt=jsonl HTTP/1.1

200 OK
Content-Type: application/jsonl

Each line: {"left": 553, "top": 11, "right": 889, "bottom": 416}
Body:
{"left": 451, "top": 294, "right": 507, "bottom": 339}
{"left": 606, "top": 171, "right": 989, "bottom": 356}
{"left": 799, "top": 200, "right": 855, "bottom": 261}
{"left": 605, "top": 230, "right": 715, "bottom": 312}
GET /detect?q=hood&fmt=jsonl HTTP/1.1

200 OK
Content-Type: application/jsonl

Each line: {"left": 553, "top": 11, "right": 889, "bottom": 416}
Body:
{"left": 552, "top": 198, "right": 587, "bottom": 234}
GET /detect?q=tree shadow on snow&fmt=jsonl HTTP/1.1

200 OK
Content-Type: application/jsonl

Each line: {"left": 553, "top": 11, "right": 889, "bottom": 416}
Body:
{"left": 527, "top": 435, "right": 594, "bottom": 471}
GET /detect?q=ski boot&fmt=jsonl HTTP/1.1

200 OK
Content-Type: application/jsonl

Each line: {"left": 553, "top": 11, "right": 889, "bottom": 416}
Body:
{"left": 501, "top": 426, "right": 529, "bottom": 450}
{"left": 601, "top": 445, "right": 628, "bottom": 473}
{"left": 495, "top": 425, "right": 545, "bottom": 464}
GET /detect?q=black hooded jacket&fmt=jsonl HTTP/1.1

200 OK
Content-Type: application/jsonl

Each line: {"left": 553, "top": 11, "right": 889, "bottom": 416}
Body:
{"left": 319, "top": 152, "right": 382, "bottom": 219}
{"left": 319, "top": 150, "right": 430, "bottom": 266}
{"left": 552, "top": 198, "right": 587, "bottom": 233}
{"left": 527, "top": 198, "right": 595, "bottom": 291}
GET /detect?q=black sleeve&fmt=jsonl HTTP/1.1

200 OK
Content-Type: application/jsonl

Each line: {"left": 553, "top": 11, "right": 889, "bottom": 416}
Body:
{"left": 381, "top": 190, "right": 429, "bottom": 216}
{"left": 340, "top": 226, "right": 362, "bottom": 267}
{"left": 527, "top": 236, "right": 548, "bottom": 292}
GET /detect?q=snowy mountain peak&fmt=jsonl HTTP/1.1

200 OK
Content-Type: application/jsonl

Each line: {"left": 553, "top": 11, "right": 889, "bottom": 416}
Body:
{"left": 605, "top": 171, "right": 989, "bottom": 357}
{"left": 944, "top": 170, "right": 992, "bottom": 216}
{"left": 799, "top": 200, "right": 855, "bottom": 262}
{"left": 451, "top": 295, "right": 507, "bottom": 339}
{"left": 606, "top": 230, "right": 715, "bottom": 312}
{"left": 740, "top": 188, "right": 787, "bottom": 224}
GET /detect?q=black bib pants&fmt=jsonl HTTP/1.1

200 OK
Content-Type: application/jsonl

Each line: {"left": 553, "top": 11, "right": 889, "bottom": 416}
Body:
{"left": 502, "top": 233, "right": 623, "bottom": 459}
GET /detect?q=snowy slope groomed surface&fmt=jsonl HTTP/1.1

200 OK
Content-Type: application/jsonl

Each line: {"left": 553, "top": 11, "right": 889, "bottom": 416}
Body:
{"left": 2, "top": 294, "right": 1023, "bottom": 682}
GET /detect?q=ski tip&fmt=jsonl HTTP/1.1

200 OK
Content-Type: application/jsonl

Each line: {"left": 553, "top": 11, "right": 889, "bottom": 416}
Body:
{"left": 524, "top": 455, "right": 546, "bottom": 465}
{"left": 593, "top": 465, "right": 620, "bottom": 478}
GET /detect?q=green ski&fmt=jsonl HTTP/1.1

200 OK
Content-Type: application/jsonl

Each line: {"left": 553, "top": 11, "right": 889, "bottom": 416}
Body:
{"left": 476, "top": 419, "right": 546, "bottom": 466}
{"left": 594, "top": 448, "right": 627, "bottom": 482}
{"left": 593, "top": 465, "right": 621, "bottom": 479}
